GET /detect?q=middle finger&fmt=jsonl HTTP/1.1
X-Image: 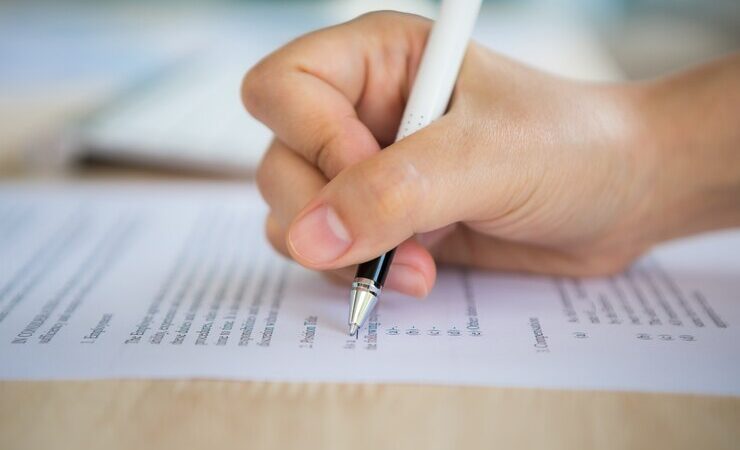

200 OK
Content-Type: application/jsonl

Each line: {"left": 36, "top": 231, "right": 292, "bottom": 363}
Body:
{"left": 257, "top": 138, "right": 328, "bottom": 228}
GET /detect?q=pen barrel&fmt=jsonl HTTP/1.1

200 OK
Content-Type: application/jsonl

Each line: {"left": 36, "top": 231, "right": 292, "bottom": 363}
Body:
{"left": 352, "top": 0, "right": 481, "bottom": 299}
{"left": 356, "top": 249, "right": 397, "bottom": 288}
{"left": 396, "top": 0, "right": 482, "bottom": 141}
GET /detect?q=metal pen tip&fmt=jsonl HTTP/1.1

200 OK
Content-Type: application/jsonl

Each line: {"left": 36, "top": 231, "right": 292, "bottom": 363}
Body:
{"left": 349, "top": 323, "right": 359, "bottom": 337}
{"left": 348, "top": 278, "right": 379, "bottom": 339}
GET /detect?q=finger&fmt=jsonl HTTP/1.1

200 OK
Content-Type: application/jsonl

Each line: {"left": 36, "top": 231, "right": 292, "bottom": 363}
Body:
{"left": 274, "top": 213, "right": 435, "bottom": 297}
{"left": 270, "top": 208, "right": 435, "bottom": 297}
{"left": 284, "top": 115, "right": 529, "bottom": 269}
{"left": 385, "top": 239, "right": 436, "bottom": 298}
{"left": 323, "top": 240, "right": 436, "bottom": 298}
{"left": 257, "top": 139, "right": 327, "bottom": 228}
{"left": 265, "top": 214, "right": 290, "bottom": 258}
{"left": 259, "top": 141, "right": 436, "bottom": 296}
{"left": 242, "top": 12, "right": 431, "bottom": 179}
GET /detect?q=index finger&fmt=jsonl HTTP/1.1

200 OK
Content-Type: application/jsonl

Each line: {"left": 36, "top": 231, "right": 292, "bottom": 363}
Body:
{"left": 241, "top": 12, "right": 431, "bottom": 179}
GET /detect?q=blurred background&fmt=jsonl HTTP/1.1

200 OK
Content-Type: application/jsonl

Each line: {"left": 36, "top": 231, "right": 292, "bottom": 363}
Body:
{"left": 1, "top": 0, "right": 738, "bottom": 178}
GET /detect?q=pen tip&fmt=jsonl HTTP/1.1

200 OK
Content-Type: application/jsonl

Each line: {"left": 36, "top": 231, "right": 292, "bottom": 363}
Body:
{"left": 349, "top": 323, "right": 359, "bottom": 337}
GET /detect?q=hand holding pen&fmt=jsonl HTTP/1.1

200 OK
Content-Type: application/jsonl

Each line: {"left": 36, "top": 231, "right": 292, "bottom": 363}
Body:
{"left": 243, "top": 9, "right": 740, "bottom": 332}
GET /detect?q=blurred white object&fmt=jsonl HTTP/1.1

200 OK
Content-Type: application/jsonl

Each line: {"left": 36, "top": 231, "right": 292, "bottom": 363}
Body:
{"left": 62, "top": 2, "right": 621, "bottom": 176}
{"left": 473, "top": 4, "right": 623, "bottom": 82}
{"left": 62, "top": 59, "right": 271, "bottom": 176}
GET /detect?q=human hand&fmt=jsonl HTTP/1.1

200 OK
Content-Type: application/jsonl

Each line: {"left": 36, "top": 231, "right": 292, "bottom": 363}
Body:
{"left": 242, "top": 12, "right": 738, "bottom": 298}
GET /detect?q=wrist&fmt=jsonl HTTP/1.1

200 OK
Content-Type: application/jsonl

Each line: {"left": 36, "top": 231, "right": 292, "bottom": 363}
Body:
{"left": 632, "top": 62, "right": 740, "bottom": 244}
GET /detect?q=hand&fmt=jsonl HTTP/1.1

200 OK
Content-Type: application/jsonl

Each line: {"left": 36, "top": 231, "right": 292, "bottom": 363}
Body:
{"left": 242, "top": 12, "right": 740, "bottom": 297}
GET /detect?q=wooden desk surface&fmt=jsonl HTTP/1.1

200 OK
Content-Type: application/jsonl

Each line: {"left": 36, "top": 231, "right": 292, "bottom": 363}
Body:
{"left": 1, "top": 82, "right": 738, "bottom": 450}
{"left": 1, "top": 381, "right": 738, "bottom": 450}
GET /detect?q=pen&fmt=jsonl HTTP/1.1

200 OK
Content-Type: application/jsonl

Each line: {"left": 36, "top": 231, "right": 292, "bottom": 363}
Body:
{"left": 348, "top": 0, "right": 482, "bottom": 337}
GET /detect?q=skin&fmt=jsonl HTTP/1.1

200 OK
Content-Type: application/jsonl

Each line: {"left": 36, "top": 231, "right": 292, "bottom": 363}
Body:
{"left": 241, "top": 12, "right": 740, "bottom": 298}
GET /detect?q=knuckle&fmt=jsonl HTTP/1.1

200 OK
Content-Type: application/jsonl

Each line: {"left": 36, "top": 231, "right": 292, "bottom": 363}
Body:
{"left": 360, "top": 159, "right": 425, "bottom": 228}
{"left": 314, "top": 143, "right": 332, "bottom": 178}
{"left": 255, "top": 147, "right": 277, "bottom": 202}
{"left": 353, "top": 10, "right": 431, "bottom": 38}
{"left": 312, "top": 128, "right": 342, "bottom": 178}
{"left": 241, "top": 62, "right": 271, "bottom": 116}
{"left": 354, "top": 10, "right": 394, "bottom": 24}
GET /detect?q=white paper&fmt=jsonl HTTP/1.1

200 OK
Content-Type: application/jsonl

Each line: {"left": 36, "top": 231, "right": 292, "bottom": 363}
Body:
{"left": 1, "top": 182, "right": 739, "bottom": 396}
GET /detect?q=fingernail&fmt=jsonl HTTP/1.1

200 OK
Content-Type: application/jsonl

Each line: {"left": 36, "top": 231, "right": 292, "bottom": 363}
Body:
{"left": 289, "top": 204, "right": 352, "bottom": 264}
{"left": 385, "top": 264, "right": 428, "bottom": 298}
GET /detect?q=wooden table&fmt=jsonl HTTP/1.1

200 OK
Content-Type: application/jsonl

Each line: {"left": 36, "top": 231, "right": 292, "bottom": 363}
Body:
{"left": 1, "top": 381, "right": 738, "bottom": 450}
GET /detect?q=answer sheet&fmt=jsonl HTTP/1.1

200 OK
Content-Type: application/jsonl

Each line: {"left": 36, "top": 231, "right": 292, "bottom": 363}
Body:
{"left": 1, "top": 182, "right": 738, "bottom": 396}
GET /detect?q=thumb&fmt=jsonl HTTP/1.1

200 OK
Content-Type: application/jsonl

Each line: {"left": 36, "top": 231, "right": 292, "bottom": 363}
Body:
{"left": 285, "top": 116, "right": 499, "bottom": 270}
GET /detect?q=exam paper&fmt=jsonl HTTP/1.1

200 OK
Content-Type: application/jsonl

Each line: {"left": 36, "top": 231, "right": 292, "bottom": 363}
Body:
{"left": 1, "top": 182, "right": 739, "bottom": 396}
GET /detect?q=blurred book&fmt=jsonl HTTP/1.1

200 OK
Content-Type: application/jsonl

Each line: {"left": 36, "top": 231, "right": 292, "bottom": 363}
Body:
{"left": 62, "top": 58, "right": 271, "bottom": 176}
{"left": 56, "top": 2, "right": 623, "bottom": 177}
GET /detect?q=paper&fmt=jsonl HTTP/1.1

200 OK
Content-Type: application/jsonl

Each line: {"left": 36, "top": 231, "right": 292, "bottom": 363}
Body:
{"left": 1, "top": 182, "right": 739, "bottom": 396}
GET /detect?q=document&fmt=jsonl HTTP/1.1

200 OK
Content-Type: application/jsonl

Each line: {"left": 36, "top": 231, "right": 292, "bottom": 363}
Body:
{"left": 1, "top": 182, "right": 738, "bottom": 396}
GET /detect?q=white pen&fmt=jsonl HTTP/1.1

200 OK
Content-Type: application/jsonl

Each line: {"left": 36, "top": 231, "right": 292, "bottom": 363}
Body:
{"left": 348, "top": 0, "right": 482, "bottom": 336}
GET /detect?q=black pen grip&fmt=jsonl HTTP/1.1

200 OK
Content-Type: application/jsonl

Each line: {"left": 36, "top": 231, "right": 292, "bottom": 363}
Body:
{"left": 355, "top": 249, "right": 396, "bottom": 288}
